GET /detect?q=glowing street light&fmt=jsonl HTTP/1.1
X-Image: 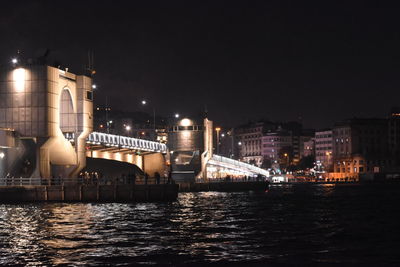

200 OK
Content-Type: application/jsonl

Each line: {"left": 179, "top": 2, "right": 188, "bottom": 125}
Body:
{"left": 141, "top": 100, "right": 156, "bottom": 140}
{"left": 283, "top": 153, "right": 289, "bottom": 168}
{"left": 215, "top": 127, "right": 221, "bottom": 154}
{"left": 125, "top": 125, "right": 131, "bottom": 131}
{"left": 11, "top": 58, "right": 18, "bottom": 64}
{"left": 92, "top": 84, "right": 97, "bottom": 89}
{"left": 174, "top": 113, "right": 180, "bottom": 118}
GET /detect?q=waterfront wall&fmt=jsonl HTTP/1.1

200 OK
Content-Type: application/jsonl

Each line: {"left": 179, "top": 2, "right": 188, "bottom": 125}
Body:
{"left": 0, "top": 184, "right": 178, "bottom": 202}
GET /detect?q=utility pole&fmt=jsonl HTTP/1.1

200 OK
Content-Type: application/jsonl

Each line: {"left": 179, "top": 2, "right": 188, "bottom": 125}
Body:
{"left": 231, "top": 128, "right": 234, "bottom": 158}
{"left": 153, "top": 107, "right": 156, "bottom": 141}
{"left": 105, "top": 96, "right": 110, "bottom": 134}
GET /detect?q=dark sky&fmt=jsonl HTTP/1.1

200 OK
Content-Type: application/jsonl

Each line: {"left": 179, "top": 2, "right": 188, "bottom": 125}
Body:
{"left": 1, "top": 1, "right": 400, "bottom": 129}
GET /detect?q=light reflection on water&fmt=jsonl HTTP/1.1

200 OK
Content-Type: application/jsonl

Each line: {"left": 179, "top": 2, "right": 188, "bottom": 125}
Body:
{"left": 0, "top": 184, "right": 399, "bottom": 265}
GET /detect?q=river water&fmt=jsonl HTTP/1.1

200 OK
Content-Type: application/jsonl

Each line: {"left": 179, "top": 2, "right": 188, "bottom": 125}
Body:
{"left": 0, "top": 183, "right": 399, "bottom": 266}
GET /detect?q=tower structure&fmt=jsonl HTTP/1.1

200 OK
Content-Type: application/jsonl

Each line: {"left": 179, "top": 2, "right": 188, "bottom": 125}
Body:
{"left": 0, "top": 64, "right": 93, "bottom": 178}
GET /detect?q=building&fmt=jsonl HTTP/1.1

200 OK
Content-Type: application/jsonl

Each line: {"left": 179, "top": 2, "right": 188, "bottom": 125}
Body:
{"left": 332, "top": 118, "right": 391, "bottom": 177}
{"left": 302, "top": 138, "right": 315, "bottom": 158}
{"left": 388, "top": 108, "right": 400, "bottom": 167}
{"left": 235, "top": 121, "right": 275, "bottom": 167}
{"left": 315, "top": 129, "right": 333, "bottom": 171}
{"left": 262, "top": 129, "right": 292, "bottom": 166}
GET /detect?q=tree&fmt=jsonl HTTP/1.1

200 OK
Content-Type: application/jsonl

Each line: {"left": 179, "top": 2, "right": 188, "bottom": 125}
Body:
{"left": 261, "top": 157, "right": 272, "bottom": 169}
{"left": 278, "top": 146, "right": 293, "bottom": 170}
{"left": 297, "top": 155, "right": 315, "bottom": 171}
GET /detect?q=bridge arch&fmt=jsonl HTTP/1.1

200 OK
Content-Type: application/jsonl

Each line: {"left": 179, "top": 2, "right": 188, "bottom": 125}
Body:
{"left": 59, "top": 88, "right": 77, "bottom": 133}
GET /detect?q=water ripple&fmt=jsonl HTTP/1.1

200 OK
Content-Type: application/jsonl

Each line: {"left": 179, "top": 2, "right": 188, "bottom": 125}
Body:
{"left": 0, "top": 184, "right": 399, "bottom": 265}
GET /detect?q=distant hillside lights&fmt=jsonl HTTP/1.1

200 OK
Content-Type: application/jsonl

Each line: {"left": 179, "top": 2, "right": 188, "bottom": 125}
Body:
{"left": 13, "top": 68, "right": 26, "bottom": 92}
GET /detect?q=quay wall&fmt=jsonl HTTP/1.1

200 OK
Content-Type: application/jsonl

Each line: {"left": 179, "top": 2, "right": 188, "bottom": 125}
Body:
{"left": 0, "top": 184, "right": 178, "bottom": 202}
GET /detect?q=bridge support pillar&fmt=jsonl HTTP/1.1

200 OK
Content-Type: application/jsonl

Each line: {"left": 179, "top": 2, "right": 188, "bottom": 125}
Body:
{"left": 142, "top": 153, "right": 166, "bottom": 177}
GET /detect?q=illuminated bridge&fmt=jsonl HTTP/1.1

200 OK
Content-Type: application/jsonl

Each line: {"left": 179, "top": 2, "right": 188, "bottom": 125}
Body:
{"left": 207, "top": 155, "right": 270, "bottom": 178}
{"left": 62, "top": 132, "right": 167, "bottom": 177}
{"left": 0, "top": 63, "right": 268, "bottom": 181}
{"left": 64, "top": 132, "right": 167, "bottom": 154}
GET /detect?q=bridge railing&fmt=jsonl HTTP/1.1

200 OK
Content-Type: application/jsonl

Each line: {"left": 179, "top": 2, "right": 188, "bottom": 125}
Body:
{"left": 64, "top": 132, "right": 167, "bottom": 153}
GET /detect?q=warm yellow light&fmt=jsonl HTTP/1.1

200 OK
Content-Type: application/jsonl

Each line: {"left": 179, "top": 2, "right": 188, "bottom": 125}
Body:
{"left": 180, "top": 118, "right": 192, "bottom": 127}
{"left": 215, "top": 127, "right": 221, "bottom": 131}
{"left": 284, "top": 153, "right": 288, "bottom": 157}
{"left": 13, "top": 68, "right": 26, "bottom": 92}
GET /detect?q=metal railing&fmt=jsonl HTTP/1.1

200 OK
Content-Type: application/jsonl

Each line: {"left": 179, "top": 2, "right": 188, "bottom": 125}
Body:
{"left": 208, "top": 155, "right": 270, "bottom": 177}
{"left": 64, "top": 132, "right": 168, "bottom": 153}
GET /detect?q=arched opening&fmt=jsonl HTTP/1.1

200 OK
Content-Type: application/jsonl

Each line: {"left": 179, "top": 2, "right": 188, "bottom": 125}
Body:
{"left": 60, "top": 89, "right": 77, "bottom": 133}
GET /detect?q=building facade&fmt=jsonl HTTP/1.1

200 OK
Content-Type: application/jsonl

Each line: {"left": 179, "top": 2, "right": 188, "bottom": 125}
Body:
{"left": 332, "top": 119, "right": 391, "bottom": 176}
{"left": 262, "top": 130, "right": 292, "bottom": 165}
{"left": 302, "top": 138, "right": 315, "bottom": 158}
{"left": 235, "top": 122, "right": 275, "bottom": 167}
{"left": 315, "top": 130, "right": 333, "bottom": 171}
{"left": 236, "top": 122, "right": 263, "bottom": 167}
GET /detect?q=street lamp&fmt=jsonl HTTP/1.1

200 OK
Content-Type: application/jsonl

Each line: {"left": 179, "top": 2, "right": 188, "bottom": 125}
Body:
{"left": 174, "top": 113, "right": 180, "bottom": 118}
{"left": 141, "top": 100, "right": 156, "bottom": 140}
{"left": 125, "top": 125, "right": 131, "bottom": 136}
{"left": 283, "top": 153, "right": 289, "bottom": 170}
{"left": 11, "top": 58, "right": 18, "bottom": 64}
{"left": 215, "top": 127, "right": 221, "bottom": 155}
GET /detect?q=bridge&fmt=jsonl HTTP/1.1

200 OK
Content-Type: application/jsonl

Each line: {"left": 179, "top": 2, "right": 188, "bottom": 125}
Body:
{"left": 65, "top": 132, "right": 167, "bottom": 154}
{"left": 0, "top": 64, "right": 269, "bottom": 181}
{"left": 64, "top": 131, "right": 269, "bottom": 180}
{"left": 207, "top": 155, "right": 269, "bottom": 178}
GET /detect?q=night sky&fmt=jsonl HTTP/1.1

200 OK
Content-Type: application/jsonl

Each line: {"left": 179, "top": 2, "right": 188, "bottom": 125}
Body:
{"left": 1, "top": 1, "right": 400, "bottom": 129}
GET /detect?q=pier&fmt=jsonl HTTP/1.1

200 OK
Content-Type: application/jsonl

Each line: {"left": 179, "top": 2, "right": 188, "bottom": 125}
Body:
{"left": 0, "top": 178, "right": 178, "bottom": 203}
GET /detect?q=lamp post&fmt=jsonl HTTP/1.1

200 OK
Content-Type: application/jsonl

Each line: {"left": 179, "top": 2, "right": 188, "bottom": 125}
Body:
{"left": 141, "top": 100, "right": 156, "bottom": 141}
{"left": 215, "top": 127, "right": 221, "bottom": 155}
{"left": 283, "top": 153, "right": 289, "bottom": 171}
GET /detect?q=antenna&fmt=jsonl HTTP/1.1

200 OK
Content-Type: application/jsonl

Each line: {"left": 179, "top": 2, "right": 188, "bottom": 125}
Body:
{"left": 86, "top": 50, "right": 96, "bottom": 76}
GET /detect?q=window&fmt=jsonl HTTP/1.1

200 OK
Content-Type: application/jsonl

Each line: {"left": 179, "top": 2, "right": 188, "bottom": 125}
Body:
{"left": 86, "top": 91, "right": 93, "bottom": 101}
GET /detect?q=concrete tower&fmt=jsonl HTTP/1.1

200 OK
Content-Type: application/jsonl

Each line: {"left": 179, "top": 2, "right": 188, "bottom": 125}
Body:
{"left": 0, "top": 65, "right": 93, "bottom": 178}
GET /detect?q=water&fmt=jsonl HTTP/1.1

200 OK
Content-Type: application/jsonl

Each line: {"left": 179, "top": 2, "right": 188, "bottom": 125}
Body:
{"left": 0, "top": 183, "right": 399, "bottom": 266}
